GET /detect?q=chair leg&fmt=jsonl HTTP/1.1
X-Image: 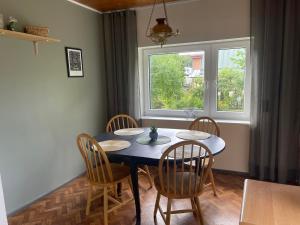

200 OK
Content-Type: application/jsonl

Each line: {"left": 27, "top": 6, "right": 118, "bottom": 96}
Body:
{"left": 86, "top": 186, "right": 92, "bottom": 216}
{"left": 111, "top": 185, "right": 118, "bottom": 215}
{"left": 190, "top": 198, "right": 198, "bottom": 218}
{"left": 113, "top": 184, "right": 118, "bottom": 198}
{"left": 103, "top": 187, "right": 108, "bottom": 225}
{"left": 117, "top": 182, "right": 123, "bottom": 198}
{"left": 153, "top": 192, "right": 161, "bottom": 218}
{"left": 209, "top": 168, "right": 217, "bottom": 196}
{"left": 144, "top": 166, "right": 153, "bottom": 189}
{"left": 194, "top": 197, "right": 204, "bottom": 225}
{"left": 128, "top": 177, "right": 134, "bottom": 196}
{"left": 165, "top": 198, "right": 172, "bottom": 225}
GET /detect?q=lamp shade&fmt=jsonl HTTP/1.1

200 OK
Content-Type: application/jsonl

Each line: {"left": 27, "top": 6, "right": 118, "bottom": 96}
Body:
{"left": 152, "top": 18, "right": 173, "bottom": 34}
{"left": 148, "top": 18, "right": 177, "bottom": 45}
{"left": 146, "top": 0, "right": 179, "bottom": 46}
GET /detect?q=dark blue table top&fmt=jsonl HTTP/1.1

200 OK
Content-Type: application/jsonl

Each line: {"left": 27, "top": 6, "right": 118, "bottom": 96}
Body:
{"left": 95, "top": 128, "right": 225, "bottom": 164}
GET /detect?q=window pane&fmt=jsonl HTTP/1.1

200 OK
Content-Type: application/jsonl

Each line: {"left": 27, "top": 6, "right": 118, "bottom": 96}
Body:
{"left": 217, "top": 48, "right": 246, "bottom": 112}
{"left": 149, "top": 52, "right": 205, "bottom": 110}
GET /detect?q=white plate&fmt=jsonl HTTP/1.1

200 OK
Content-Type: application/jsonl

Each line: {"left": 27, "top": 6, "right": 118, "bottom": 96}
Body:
{"left": 98, "top": 140, "right": 131, "bottom": 152}
{"left": 161, "top": 145, "right": 206, "bottom": 159}
{"left": 114, "top": 128, "right": 144, "bottom": 136}
{"left": 176, "top": 130, "right": 211, "bottom": 140}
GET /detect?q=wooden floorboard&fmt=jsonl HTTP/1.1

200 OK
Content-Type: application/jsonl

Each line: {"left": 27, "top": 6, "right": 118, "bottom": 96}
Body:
{"left": 8, "top": 169, "right": 245, "bottom": 225}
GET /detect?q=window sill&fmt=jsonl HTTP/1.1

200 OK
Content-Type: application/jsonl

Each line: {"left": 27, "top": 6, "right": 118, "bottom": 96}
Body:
{"left": 141, "top": 116, "right": 250, "bottom": 125}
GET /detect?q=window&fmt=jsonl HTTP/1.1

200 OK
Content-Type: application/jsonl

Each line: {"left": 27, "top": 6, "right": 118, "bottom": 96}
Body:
{"left": 139, "top": 38, "right": 251, "bottom": 120}
{"left": 149, "top": 51, "right": 205, "bottom": 110}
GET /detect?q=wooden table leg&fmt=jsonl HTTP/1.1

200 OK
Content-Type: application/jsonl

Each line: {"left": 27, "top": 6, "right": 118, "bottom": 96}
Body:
{"left": 130, "top": 160, "right": 141, "bottom": 225}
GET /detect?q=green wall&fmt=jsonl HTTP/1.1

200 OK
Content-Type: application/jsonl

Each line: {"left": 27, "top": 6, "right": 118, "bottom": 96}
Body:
{"left": 0, "top": 0, "right": 106, "bottom": 213}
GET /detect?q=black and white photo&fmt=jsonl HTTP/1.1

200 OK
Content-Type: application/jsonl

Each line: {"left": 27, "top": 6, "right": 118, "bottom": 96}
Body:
{"left": 65, "top": 47, "right": 84, "bottom": 77}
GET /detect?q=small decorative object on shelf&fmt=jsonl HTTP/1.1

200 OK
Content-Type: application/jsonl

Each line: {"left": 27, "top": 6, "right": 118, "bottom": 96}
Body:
{"left": 7, "top": 16, "right": 17, "bottom": 31}
{"left": 0, "top": 14, "right": 4, "bottom": 29}
{"left": 149, "top": 126, "right": 158, "bottom": 142}
{"left": 25, "top": 25, "right": 49, "bottom": 37}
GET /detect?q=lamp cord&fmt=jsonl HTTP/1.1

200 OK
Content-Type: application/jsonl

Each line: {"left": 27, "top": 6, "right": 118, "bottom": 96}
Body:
{"left": 145, "top": 0, "right": 157, "bottom": 36}
{"left": 163, "top": 0, "right": 169, "bottom": 25}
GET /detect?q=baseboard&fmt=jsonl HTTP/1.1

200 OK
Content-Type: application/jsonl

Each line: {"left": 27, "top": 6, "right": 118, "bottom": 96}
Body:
{"left": 7, "top": 172, "right": 85, "bottom": 217}
{"left": 212, "top": 168, "right": 250, "bottom": 177}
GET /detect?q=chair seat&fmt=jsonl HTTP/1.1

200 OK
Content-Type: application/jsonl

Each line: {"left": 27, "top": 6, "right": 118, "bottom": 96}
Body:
{"left": 91, "top": 163, "right": 130, "bottom": 185}
{"left": 154, "top": 172, "right": 203, "bottom": 198}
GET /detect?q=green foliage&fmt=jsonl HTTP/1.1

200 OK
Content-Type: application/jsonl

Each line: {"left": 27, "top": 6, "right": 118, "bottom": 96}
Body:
{"left": 150, "top": 49, "right": 246, "bottom": 112}
{"left": 150, "top": 126, "right": 157, "bottom": 133}
{"left": 217, "top": 50, "right": 246, "bottom": 111}
{"left": 230, "top": 50, "right": 246, "bottom": 69}
{"left": 150, "top": 54, "right": 204, "bottom": 110}
{"left": 150, "top": 54, "right": 185, "bottom": 109}
{"left": 217, "top": 68, "right": 244, "bottom": 111}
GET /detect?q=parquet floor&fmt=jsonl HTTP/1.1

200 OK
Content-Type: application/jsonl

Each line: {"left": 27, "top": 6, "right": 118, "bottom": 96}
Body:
{"left": 8, "top": 170, "right": 245, "bottom": 225}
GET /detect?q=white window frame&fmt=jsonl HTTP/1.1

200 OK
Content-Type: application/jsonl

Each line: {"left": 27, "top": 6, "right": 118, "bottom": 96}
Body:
{"left": 138, "top": 38, "right": 251, "bottom": 121}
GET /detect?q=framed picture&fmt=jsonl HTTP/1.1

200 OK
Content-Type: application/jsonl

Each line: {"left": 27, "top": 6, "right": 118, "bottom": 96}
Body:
{"left": 65, "top": 47, "right": 84, "bottom": 77}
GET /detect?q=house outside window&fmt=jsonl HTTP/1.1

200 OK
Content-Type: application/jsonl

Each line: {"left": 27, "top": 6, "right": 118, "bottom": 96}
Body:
{"left": 139, "top": 38, "right": 251, "bottom": 121}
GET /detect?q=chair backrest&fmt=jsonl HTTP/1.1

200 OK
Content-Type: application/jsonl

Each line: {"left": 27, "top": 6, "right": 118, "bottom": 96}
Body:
{"left": 189, "top": 116, "right": 220, "bottom": 137}
{"left": 158, "top": 141, "right": 213, "bottom": 197}
{"left": 106, "top": 114, "right": 138, "bottom": 132}
{"left": 76, "top": 133, "right": 113, "bottom": 184}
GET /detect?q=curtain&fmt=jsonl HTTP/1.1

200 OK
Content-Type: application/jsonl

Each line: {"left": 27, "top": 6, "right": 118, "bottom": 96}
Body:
{"left": 102, "top": 10, "right": 140, "bottom": 120}
{"left": 250, "top": 0, "right": 300, "bottom": 184}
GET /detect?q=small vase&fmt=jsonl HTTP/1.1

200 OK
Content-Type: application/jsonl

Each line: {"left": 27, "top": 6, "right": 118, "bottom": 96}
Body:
{"left": 149, "top": 131, "right": 158, "bottom": 142}
{"left": 7, "top": 16, "right": 17, "bottom": 31}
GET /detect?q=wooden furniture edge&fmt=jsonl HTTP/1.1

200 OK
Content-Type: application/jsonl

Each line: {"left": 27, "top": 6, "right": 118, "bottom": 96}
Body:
{"left": 0, "top": 28, "right": 60, "bottom": 55}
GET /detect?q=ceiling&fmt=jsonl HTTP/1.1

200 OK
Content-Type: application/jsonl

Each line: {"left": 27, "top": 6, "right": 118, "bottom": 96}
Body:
{"left": 73, "top": 0, "right": 181, "bottom": 12}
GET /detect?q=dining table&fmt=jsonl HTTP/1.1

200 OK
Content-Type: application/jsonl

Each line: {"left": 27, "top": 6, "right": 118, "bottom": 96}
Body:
{"left": 95, "top": 127, "right": 226, "bottom": 225}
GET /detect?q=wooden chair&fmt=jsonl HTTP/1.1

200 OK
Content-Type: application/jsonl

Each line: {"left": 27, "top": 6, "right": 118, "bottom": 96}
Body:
{"left": 189, "top": 116, "right": 220, "bottom": 137}
{"left": 106, "top": 114, "right": 153, "bottom": 189}
{"left": 106, "top": 114, "right": 139, "bottom": 132}
{"left": 154, "top": 141, "right": 213, "bottom": 225}
{"left": 188, "top": 116, "right": 220, "bottom": 196}
{"left": 76, "top": 133, "right": 133, "bottom": 225}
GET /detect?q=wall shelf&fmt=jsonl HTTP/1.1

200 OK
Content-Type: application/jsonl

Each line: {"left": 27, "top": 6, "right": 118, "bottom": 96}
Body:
{"left": 0, "top": 28, "right": 60, "bottom": 56}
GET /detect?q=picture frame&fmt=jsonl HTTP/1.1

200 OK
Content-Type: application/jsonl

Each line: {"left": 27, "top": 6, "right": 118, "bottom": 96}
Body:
{"left": 65, "top": 47, "right": 84, "bottom": 77}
